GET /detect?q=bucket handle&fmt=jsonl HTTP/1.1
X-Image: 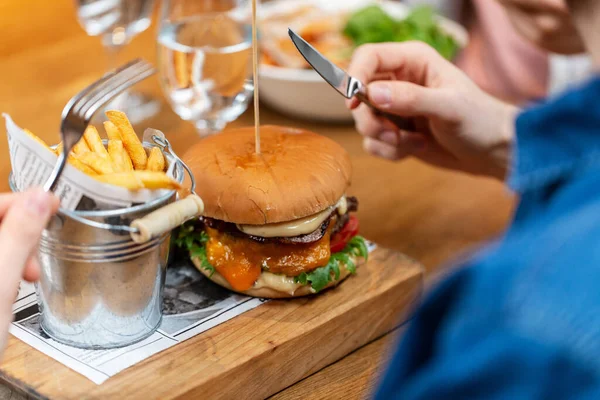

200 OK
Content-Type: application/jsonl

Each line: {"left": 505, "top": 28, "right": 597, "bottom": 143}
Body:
{"left": 130, "top": 194, "right": 204, "bottom": 243}
{"left": 62, "top": 135, "right": 204, "bottom": 243}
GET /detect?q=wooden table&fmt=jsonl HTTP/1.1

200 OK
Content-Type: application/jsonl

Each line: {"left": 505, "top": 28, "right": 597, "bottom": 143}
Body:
{"left": 0, "top": 1, "right": 514, "bottom": 398}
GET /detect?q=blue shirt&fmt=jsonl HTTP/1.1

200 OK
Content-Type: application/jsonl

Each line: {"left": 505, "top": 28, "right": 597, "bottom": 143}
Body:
{"left": 375, "top": 76, "right": 600, "bottom": 399}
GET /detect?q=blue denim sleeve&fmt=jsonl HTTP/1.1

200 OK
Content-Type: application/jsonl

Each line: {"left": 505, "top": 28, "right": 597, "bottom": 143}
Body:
{"left": 508, "top": 79, "right": 600, "bottom": 195}
{"left": 373, "top": 185, "right": 600, "bottom": 399}
{"left": 376, "top": 325, "right": 598, "bottom": 399}
{"left": 374, "top": 264, "right": 600, "bottom": 400}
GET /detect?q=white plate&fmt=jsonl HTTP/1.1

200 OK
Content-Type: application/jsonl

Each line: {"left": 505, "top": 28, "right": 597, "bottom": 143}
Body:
{"left": 256, "top": 0, "right": 469, "bottom": 123}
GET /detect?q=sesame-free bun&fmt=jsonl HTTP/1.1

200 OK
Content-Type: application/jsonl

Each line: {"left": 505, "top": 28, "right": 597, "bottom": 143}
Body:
{"left": 192, "top": 254, "right": 357, "bottom": 298}
{"left": 182, "top": 125, "right": 352, "bottom": 225}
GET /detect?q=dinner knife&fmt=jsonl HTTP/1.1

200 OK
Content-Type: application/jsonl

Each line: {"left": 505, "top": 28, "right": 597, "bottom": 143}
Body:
{"left": 288, "top": 28, "right": 416, "bottom": 132}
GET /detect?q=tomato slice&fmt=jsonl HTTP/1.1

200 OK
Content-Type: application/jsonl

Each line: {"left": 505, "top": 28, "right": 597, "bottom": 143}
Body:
{"left": 330, "top": 215, "right": 359, "bottom": 253}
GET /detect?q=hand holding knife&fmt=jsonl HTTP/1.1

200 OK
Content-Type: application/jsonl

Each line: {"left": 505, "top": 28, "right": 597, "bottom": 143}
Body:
{"left": 288, "top": 29, "right": 416, "bottom": 133}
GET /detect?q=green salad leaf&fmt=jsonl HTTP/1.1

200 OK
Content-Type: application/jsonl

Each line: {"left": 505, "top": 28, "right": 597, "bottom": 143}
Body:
{"left": 174, "top": 221, "right": 215, "bottom": 277}
{"left": 294, "top": 235, "right": 369, "bottom": 293}
{"left": 343, "top": 5, "right": 459, "bottom": 60}
{"left": 343, "top": 5, "right": 398, "bottom": 46}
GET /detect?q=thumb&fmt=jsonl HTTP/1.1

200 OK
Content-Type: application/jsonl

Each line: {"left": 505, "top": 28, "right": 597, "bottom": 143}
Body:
{"left": 368, "top": 81, "right": 455, "bottom": 120}
{"left": 0, "top": 188, "right": 58, "bottom": 308}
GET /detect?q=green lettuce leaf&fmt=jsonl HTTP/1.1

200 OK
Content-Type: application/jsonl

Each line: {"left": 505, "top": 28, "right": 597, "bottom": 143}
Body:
{"left": 294, "top": 236, "right": 369, "bottom": 293}
{"left": 174, "top": 221, "right": 214, "bottom": 276}
{"left": 343, "top": 5, "right": 397, "bottom": 46}
{"left": 343, "top": 5, "right": 459, "bottom": 60}
{"left": 348, "top": 235, "right": 369, "bottom": 262}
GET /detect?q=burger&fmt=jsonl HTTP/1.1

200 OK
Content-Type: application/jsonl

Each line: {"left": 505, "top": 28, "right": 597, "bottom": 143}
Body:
{"left": 175, "top": 126, "right": 368, "bottom": 298}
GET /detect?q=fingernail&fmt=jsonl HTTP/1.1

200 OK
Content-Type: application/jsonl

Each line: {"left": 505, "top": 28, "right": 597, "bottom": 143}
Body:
{"left": 379, "top": 131, "right": 398, "bottom": 145}
{"left": 25, "top": 189, "right": 51, "bottom": 216}
{"left": 370, "top": 84, "right": 391, "bottom": 107}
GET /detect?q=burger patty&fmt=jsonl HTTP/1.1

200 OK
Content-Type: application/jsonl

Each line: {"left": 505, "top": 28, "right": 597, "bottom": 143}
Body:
{"left": 203, "top": 196, "right": 358, "bottom": 245}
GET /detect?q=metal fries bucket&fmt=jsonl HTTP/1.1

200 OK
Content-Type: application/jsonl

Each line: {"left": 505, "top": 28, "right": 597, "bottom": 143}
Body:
{"left": 9, "top": 143, "right": 192, "bottom": 349}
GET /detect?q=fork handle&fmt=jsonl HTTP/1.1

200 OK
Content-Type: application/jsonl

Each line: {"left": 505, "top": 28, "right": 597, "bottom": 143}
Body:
{"left": 355, "top": 92, "right": 417, "bottom": 133}
{"left": 43, "top": 152, "right": 68, "bottom": 192}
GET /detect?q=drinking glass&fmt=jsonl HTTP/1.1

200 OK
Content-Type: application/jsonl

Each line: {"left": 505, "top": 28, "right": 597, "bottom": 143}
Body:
{"left": 75, "top": 0, "right": 160, "bottom": 123}
{"left": 157, "top": 0, "right": 254, "bottom": 136}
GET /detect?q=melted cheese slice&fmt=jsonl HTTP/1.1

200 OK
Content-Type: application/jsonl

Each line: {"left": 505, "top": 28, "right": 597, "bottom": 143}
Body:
{"left": 252, "top": 261, "right": 351, "bottom": 295}
{"left": 252, "top": 271, "right": 305, "bottom": 295}
{"left": 237, "top": 196, "right": 347, "bottom": 238}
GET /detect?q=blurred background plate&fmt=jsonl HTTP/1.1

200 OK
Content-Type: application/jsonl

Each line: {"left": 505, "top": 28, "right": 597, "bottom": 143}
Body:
{"left": 257, "top": 0, "right": 469, "bottom": 123}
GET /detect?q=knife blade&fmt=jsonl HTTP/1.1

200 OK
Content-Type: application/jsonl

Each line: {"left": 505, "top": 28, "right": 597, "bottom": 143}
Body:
{"left": 288, "top": 28, "right": 416, "bottom": 132}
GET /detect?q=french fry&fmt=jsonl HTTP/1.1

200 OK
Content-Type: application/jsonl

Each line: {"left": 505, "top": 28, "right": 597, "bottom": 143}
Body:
{"left": 77, "top": 151, "right": 114, "bottom": 175}
{"left": 134, "top": 171, "right": 181, "bottom": 190}
{"left": 90, "top": 153, "right": 179, "bottom": 190}
{"left": 68, "top": 155, "right": 97, "bottom": 176}
{"left": 72, "top": 137, "right": 91, "bottom": 155}
{"left": 95, "top": 171, "right": 179, "bottom": 190}
{"left": 105, "top": 111, "right": 147, "bottom": 170}
{"left": 20, "top": 112, "right": 181, "bottom": 193}
{"left": 103, "top": 121, "right": 122, "bottom": 141}
{"left": 84, "top": 125, "right": 109, "bottom": 158}
{"left": 94, "top": 172, "right": 144, "bottom": 190}
{"left": 108, "top": 140, "right": 134, "bottom": 172}
{"left": 24, "top": 129, "right": 55, "bottom": 155}
{"left": 146, "top": 147, "right": 166, "bottom": 172}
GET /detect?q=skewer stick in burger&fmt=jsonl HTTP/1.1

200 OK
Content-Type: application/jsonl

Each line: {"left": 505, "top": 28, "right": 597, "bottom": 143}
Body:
{"left": 175, "top": 126, "right": 368, "bottom": 298}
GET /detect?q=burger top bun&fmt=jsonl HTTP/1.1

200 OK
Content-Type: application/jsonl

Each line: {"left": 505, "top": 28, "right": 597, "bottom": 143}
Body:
{"left": 182, "top": 125, "right": 352, "bottom": 225}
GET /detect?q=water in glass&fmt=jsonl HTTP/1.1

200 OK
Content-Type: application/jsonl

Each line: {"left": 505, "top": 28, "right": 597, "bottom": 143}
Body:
{"left": 158, "top": 13, "right": 253, "bottom": 135}
{"left": 76, "top": 0, "right": 155, "bottom": 42}
{"left": 74, "top": 0, "right": 160, "bottom": 124}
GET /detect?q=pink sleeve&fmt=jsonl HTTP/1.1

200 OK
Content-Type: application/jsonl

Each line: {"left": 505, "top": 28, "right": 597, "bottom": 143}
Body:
{"left": 456, "top": 0, "right": 548, "bottom": 103}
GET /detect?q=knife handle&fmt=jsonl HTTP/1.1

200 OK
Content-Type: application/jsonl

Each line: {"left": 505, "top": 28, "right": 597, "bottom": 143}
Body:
{"left": 356, "top": 92, "right": 417, "bottom": 133}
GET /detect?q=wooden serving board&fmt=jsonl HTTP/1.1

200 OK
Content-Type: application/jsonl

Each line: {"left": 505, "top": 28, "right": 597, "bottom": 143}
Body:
{"left": 0, "top": 247, "right": 422, "bottom": 400}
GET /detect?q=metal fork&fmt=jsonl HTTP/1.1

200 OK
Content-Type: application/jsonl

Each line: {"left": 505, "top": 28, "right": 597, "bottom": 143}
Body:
{"left": 43, "top": 58, "right": 156, "bottom": 192}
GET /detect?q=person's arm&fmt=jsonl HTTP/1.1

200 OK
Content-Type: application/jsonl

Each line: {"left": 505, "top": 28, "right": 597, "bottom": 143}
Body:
{"left": 346, "top": 41, "right": 518, "bottom": 180}
{"left": 0, "top": 189, "right": 59, "bottom": 358}
{"left": 374, "top": 264, "right": 600, "bottom": 399}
